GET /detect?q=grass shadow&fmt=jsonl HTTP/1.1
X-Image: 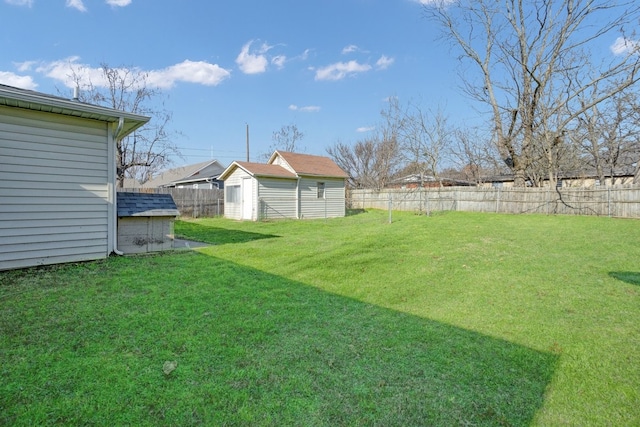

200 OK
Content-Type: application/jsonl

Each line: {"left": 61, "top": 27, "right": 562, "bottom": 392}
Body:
{"left": 345, "top": 208, "right": 367, "bottom": 216}
{"left": 175, "top": 220, "right": 279, "bottom": 245}
{"left": 609, "top": 271, "right": 640, "bottom": 286}
{"left": 1, "top": 251, "right": 558, "bottom": 426}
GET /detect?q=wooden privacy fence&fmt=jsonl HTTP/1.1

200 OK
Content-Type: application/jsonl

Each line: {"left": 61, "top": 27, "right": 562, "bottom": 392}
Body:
{"left": 119, "top": 188, "right": 224, "bottom": 218}
{"left": 348, "top": 186, "right": 640, "bottom": 218}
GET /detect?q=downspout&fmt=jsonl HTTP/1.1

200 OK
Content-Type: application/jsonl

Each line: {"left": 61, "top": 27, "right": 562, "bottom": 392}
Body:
{"left": 296, "top": 177, "right": 301, "bottom": 219}
{"left": 111, "top": 117, "right": 125, "bottom": 255}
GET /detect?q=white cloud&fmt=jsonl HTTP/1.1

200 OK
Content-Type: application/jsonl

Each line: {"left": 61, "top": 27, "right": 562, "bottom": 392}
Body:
{"left": 34, "top": 56, "right": 103, "bottom": 87}
{"left": 15, "top": 60, "right": 37, "bottom": 72}
{"left": 356, "top": 126, "right": 375, "bottom": 133}
{"left": 610, "top": 37, "right": 640, "bottom": 56}
{"left": 314, "top": 60, "right": 372, "bottom": 81}
{"left": 236, "top": 40, "right": 273, "bottom": 74}
{"left": 5, "top": 0, "right": 131, "bottom": 8}
{"left": 147, "top": 60, "right": 231, "bottom": 88}
{"left": 342, "top": 45, "right": 359, "bottom": 54}
{"left": 30, "top": 57, "right": 230, "bottom": 89}
{"left": 299, "top": 49, "right": 311, "bottom": 61}
{"left": 416, "top": 0, "right": 455, "bottom": 5}
{"left": 272, "top": 55, "right": 287, "bottom": 69}
{"left": 0, "top": 71, "right": 38, "bottom": 89}
{"left": 289, "top": 104, "right": 320, "bottom": 113}
{"left": 5, "top": 0, "right": 34, "bottom": 6}
{"left": 106, "top": 0, "right": 131, "bottom": 6}
{"left": 375, "top": 55, "right": 395, "bottom": 70}
{"left": 66, "top": 0, "right": 87, "bottom": 12}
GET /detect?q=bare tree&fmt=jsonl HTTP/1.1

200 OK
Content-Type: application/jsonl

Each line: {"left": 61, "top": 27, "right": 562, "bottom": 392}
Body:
{"left": 449, "top": 127, "right": 503, "bottom": 184}
{"left": 397, "top": 102, "right": 452, "bottom": 186}
{"left": 259, "top": 123, "right": 305, "bottom": 161}
{"left": 573, "top": 89, "right": 640, "bottom": 185}
{"left": 426, "top": 0, "right": 640, "bottom": 186}
{"left": 70, "top": 63, "right": 180, "bottom": 187}
{"left": 327, "top": 135, "right": 402, "bottom": 190}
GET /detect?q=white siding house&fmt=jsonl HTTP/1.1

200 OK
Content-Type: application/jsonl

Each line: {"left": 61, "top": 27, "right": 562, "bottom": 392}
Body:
{"left": 219, "top": 151, "right": 348, "bottom": 221}
{"left": 0, "top": 84, "right": 149, "bottom": 270}
{"left": 141, "top": 159, "right": 226, "bottom": 189}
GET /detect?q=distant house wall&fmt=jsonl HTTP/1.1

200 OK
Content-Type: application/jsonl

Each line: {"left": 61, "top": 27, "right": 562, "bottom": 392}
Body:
{"left": 478, "top": 175, "right": 635, "bottom": 189}
{"left": 257, "top": 177, "right": 297, "bottom": 220}
{"left": 0, "top": 105, "right": 111, "bottom": 270}
{"left": 298, "top": 177, "right": 345, "bottom": 219}
{"left": 271, "top": 155, "right": 294, "bottom": 173}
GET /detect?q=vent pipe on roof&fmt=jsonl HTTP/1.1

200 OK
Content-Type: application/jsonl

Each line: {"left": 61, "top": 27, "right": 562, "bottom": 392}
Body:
{"left": 73, "top": 86, "right": 80, "bottom": 101}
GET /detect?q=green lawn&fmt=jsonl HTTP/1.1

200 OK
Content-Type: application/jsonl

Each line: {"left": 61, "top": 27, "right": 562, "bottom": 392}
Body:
{"left": 1, "top": 210, "right": 639, "bottom": 426}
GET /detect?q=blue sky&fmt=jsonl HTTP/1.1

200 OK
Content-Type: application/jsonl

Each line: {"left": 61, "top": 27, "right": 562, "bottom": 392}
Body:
{"left": 0, "top": 0, "right": 632, "bottom": 167}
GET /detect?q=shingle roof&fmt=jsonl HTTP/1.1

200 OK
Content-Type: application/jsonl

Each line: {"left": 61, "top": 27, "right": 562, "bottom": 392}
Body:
{"left": 117, "top": 192, "right": 180, "bottom": 217}
{"left": 273, "top": 151, "right": 349, "bottom": 178}
{"left": 143, "top": 160, "right": 224, "bottom": 188}
{"left": 234, "top": 161, "right": 297, "bottom": 178}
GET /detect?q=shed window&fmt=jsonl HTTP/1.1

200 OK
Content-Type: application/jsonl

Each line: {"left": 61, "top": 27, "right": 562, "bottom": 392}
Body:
{"left": 227, "top": 185, "right": 241, "bottom": 203}
{"left": 317, "top": 182, "right": 325, "bottom": 199}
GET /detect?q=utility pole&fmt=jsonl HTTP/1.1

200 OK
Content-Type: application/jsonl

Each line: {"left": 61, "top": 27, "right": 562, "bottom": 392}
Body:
{"left": 246, "top": 123, "right": 250, "bottom": 162}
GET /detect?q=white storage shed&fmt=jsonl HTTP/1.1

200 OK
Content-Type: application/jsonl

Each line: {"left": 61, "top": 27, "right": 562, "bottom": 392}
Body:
{"left": 219, "top": 151, "right": 348, "bottom": 221}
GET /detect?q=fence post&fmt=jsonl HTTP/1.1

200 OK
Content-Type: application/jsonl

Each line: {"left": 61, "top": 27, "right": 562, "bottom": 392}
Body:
{"left": 388, "top": 192, "right": 392, "bottom": 223}
{"left": 607, "top": 187, "right": 611, "bottom": 218}
{"left": 496, "top": 188, "right": 501, "bottom": 213}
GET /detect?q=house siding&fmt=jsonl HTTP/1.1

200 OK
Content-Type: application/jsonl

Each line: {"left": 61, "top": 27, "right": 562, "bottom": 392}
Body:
{"left": 0, "top": 105, "right": 110, "bottom": 270}
{"left": 299, "top": 177, "right": 345, "bottom": 219}
{"left": 271, "top": 155, "right": 294, "bottom": 173}
{"left": 257, "top": 177, "right": 297, "bottom": 220}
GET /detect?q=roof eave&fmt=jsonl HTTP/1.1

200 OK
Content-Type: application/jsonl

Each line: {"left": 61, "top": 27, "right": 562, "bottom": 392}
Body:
{"left": 0, "top": 85, "right": 149, "bottom": 138}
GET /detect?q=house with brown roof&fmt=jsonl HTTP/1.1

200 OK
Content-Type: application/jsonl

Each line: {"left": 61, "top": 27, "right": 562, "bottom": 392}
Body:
{"left": 218, "top": 151, "right": 348, "bottom": 220}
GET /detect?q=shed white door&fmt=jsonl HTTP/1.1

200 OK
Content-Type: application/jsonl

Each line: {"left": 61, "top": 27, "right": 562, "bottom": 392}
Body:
{"left": 241, "top": 178, "right": 253, "bottom": 220}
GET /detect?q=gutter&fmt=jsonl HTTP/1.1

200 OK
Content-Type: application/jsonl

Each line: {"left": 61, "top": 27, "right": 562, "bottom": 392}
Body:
{"left": 296, "top": 176, "right": 301, "bottom": 219}
{"left": 112, "top": 117, "right": 125, "bottom": 256}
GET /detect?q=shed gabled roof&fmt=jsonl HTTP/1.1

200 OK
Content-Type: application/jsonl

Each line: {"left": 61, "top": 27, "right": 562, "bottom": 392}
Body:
{"left": 269, "top": 151, "right": 349, "bottom": 178}
{"left": 117, "top": 192, "right": 180, "bottom": 217}
{"left": 219, "top": 151, "right": 348, "bottom": 181}
{"left": 218, "top": 161, "right": 297, "bottom": 180}
{"left": 0, "top": 84, "right": 149, "bottom": 138}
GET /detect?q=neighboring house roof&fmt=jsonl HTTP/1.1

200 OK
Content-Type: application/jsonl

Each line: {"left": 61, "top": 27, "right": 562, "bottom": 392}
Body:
{"left": 482, "top": 167, "right": 637, "bottom": 183}
{"left": 0, "top": 84, "right": 149, "bottom": 138}
{"left": 117, "top": 192, "right": 180, "bottom": 217}
{"left": 387, "top": 174, "right": 474, "bottom": 187}
{"left": 269, "top": 151, "right": 349, "bottom": 178}
{"left": 143, "top": 159, "right": 225, "bottom": 188}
